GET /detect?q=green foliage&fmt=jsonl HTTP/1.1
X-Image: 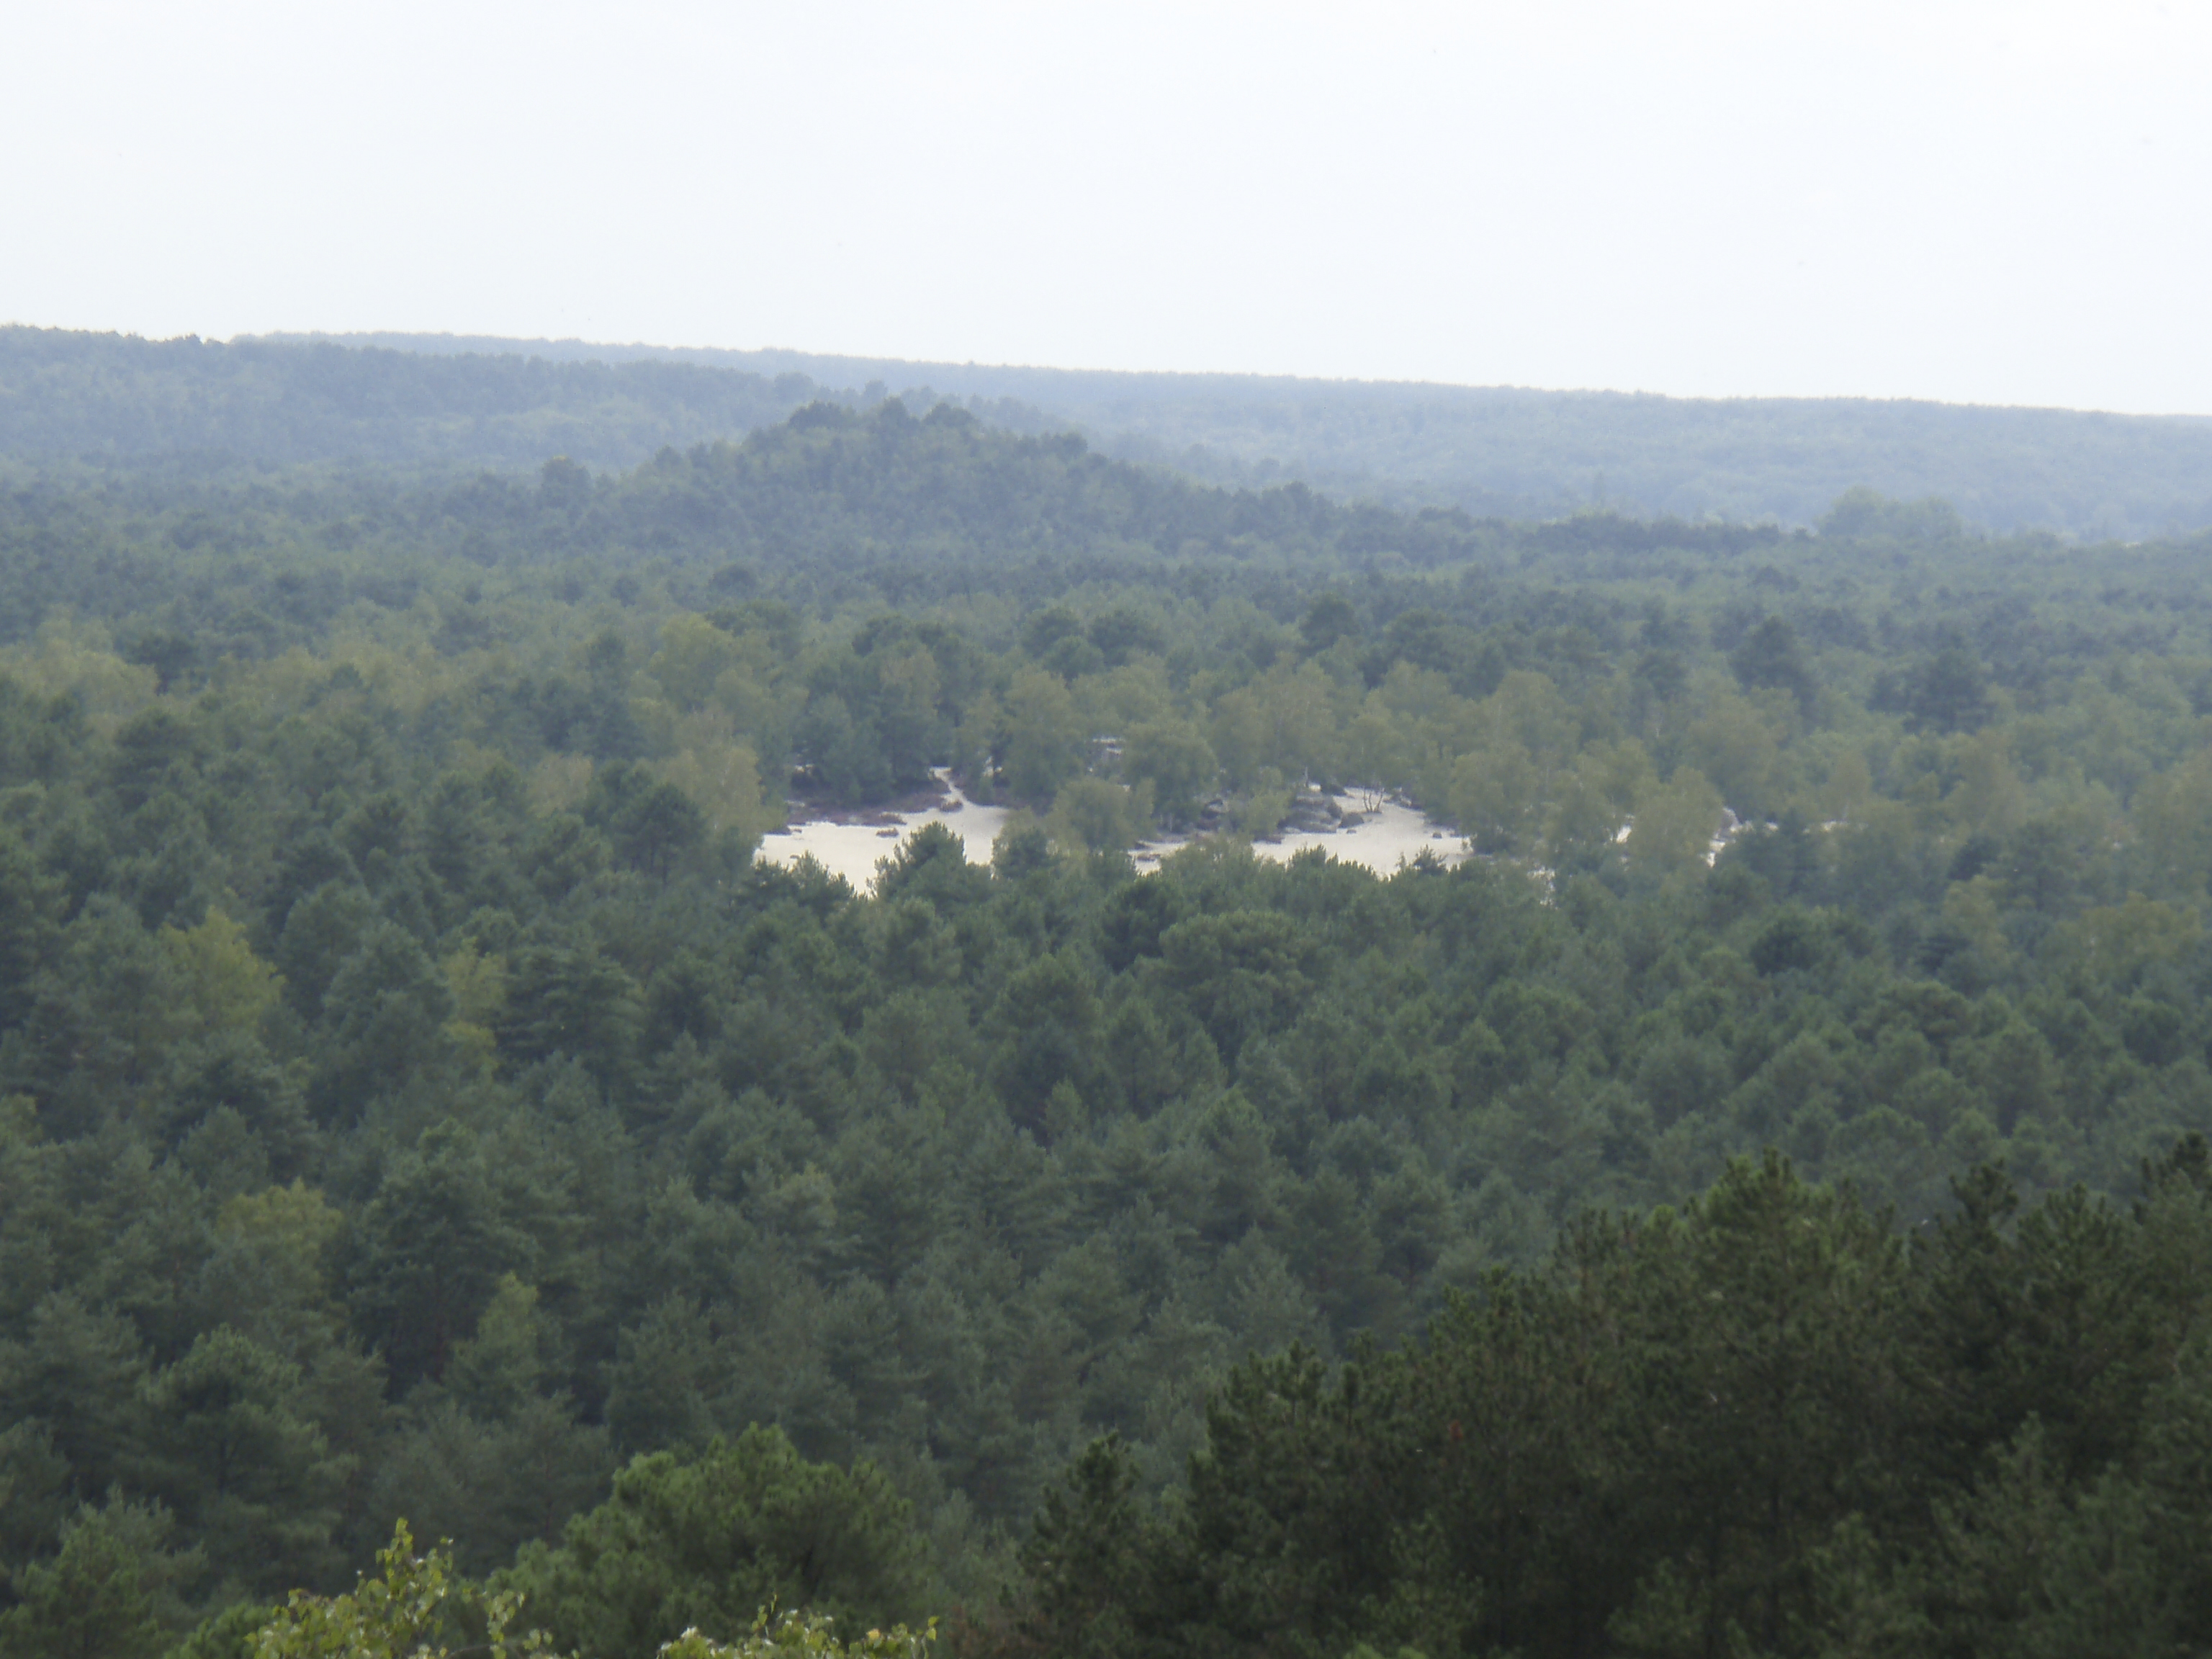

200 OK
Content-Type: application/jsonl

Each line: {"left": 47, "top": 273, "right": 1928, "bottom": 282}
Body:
{"left": 249, "top": 1520, "right": 562, "bottom": 1658}
{"left": 975, "top": 1148, "right": 2212, "bottom": 1659}
{"left": 657, "top": 1606, "right": 935, "bottom": 1659}
{"left": 166, "top": 1597, "right": 277, "bottom": 1659}
{"left": 500, "top": 1429, "right": 924, "bottom": 1658}
{"left": 137, "top": 1327, "right": 350, "bottom": 1593}
{"left": 0, "top": 1493, "right": 200, "bottom": 1659}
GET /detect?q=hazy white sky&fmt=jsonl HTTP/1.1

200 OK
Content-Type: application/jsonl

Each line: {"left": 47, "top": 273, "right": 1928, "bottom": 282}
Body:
{"left": 4, "top": 1, "right": 2208, "bottom": 412}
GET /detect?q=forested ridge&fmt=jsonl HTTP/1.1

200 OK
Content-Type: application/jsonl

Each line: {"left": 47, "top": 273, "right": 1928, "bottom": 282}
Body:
{"left": 0, "top": 327, "right": 833, "bottom": 473}
{"left": 6, "top": 397, "right": 2212, "bottom": 1655}
{"left": 269, "top": 328, "right": 2212, "bottom": 537}
{"left": 14, "top": 323, "right": 2212, "bottom": 537}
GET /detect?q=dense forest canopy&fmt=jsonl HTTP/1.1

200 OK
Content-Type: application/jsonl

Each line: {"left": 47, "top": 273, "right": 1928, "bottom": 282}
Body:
{"left": 5, "top": 392, "right": 2212, "bottom": 1656}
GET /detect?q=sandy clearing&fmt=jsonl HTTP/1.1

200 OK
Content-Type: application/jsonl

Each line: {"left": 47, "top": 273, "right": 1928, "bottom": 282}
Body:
{"left": 757, "top": 782, "right": 1468, "bottom": 893}
{"left": 754, "top": 786, "right": 1012, "bottom": 892}
{"left": 1134, "top": 796, "right": 1471, "bottom": 878}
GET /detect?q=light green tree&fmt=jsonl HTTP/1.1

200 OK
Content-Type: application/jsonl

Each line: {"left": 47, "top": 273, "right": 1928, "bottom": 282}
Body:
{"left": 1447, "top": 741, "right": 1542, "bottom": 855}
{"left": 658, "top": 1607, "right": 935, "bottom": 1659}
{"left": 1001, "top": 667, "right": 1088, "bottom": 804}
{"left": 1120, "top": 720, "right": 1217, "bottom": 824}
{"left": 649, "top": 616, "right": 745, "bottom": 714}
{"left": 500, "top": 1427, "right": 926, "bottom": 1658}
{"left": 1047, "top": 777, "right": 1151, "bottom": 855}
{"left": 250, "top": 1520, "right": 565, "bottom": 1658}
{"left": 1624, "top": 766, "right": 1724, "bottom": 878}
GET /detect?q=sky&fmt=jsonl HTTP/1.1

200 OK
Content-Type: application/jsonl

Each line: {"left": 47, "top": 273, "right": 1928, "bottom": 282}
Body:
{"left": 4, "top": 1, "right": 2208, "bottom": 413}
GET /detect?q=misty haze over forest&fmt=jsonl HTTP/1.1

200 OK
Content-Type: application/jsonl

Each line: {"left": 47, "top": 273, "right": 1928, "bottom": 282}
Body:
{"left": 6, "top": 324, "right": 2211, "bottom": 539}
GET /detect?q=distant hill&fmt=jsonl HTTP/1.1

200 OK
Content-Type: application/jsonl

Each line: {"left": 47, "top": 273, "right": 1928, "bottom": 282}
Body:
{"left": 6, "top": 324, "right": 2210, "bottom": 536}
{"left": 268, "top": 331, "right": 2212, "bottom": 538}
{"left": 0, "top": 326, "right": 832, "bottom": 474}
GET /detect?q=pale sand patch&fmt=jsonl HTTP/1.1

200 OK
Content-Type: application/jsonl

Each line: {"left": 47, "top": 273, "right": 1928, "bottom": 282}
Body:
{"left": 755, "top": 785, "right": 1010, "bottom": 892}
{"left": 759, "top": 786, "right": 1467, "bottom": 891}
{"left": 1133, "top": 797, "right": 1471, "bottom": 879}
